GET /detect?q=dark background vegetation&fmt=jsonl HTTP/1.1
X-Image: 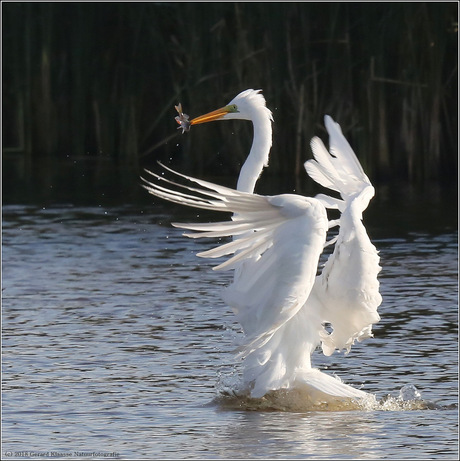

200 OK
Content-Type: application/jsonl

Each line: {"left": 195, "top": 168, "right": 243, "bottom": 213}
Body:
{"left": 2, "top": 2, "right": 458, "bottom": 204}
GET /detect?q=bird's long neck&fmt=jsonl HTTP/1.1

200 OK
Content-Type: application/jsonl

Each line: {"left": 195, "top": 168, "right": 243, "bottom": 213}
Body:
{"left": 236, "top": 114, "right": 273, "bottom": 193}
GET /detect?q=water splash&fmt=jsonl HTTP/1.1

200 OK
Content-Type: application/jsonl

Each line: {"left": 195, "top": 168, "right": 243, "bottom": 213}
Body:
{"left": 399, "top": 383, "right": 422, "bottom": 401}
{"left": 215, "top": 378, "right": 452, "bottom": 412}
{"left": 377, "top": 384, "right": 443, "bottom": 411}
{"left": 215, "top": 370, "right": 376, "bottom": 411}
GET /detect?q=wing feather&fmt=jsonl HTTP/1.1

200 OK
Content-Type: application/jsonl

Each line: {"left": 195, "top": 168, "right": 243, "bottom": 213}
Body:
{"left": 174, "top": 219, "right": 278, "bottom": 239}
{"left": 305, "top": 116, "right": 371, "bottom": 200}
{"left": 142, "top": 166, "right": 329, "bottom": 353}
{"left": 304, "top": 116, "right": 382, "bottom": 356}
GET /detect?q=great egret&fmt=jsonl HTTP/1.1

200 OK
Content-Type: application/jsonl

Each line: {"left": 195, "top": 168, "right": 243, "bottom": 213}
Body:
{"left": 142, "top": 89, "right": 381, "bottom": 405}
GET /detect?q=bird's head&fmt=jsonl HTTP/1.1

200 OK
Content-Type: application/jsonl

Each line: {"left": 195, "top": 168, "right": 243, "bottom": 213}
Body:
{"left": 190, "top": 89, "right": 273, "bottom": 126}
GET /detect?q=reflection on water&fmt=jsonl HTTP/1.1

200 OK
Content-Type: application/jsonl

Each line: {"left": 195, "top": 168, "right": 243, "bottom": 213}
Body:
{"left": 2, "top": 190, "right": 458, "bottom": 459}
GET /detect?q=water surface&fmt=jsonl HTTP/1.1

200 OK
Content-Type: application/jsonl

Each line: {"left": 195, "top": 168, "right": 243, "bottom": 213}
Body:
{"left": 2, "top": 187, "right": 458, "bottom": 459}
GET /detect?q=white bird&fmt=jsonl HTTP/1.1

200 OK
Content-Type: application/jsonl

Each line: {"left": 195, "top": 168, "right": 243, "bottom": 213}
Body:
{"left": 142, "top": 89, "right": 382, "bottom": 406}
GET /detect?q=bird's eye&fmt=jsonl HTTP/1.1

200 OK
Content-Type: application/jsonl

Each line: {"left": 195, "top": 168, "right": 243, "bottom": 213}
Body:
{"left": 228, "top": 104, "right": 238, "bottom": 112}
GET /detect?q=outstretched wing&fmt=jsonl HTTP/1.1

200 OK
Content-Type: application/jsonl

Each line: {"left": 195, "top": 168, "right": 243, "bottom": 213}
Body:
{"left": 141, "top": 165, "right": 329, "bottom": 356}
{"left": 305, "top": 116, "right": 382, "bottom": 356}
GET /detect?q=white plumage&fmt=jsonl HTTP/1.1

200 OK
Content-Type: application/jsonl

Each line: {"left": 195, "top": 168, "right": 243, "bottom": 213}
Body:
{"left": 142, "top": 90, "right": 381, "bottom": 404}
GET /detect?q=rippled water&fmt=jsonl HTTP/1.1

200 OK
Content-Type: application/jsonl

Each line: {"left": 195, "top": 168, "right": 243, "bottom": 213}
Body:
{"left": 2, "top": 195, "right": 458, "bottom": 459}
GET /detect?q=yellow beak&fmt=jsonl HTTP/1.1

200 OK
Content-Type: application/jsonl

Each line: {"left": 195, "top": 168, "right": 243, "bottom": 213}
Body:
{"left": 190, "top": 106, "right": 231, "bottom": 126}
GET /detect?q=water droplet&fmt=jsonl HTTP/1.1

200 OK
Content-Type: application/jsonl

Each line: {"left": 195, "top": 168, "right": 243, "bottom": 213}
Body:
{"left": 399, "top": 384, "right": 422, "bottom": 401}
